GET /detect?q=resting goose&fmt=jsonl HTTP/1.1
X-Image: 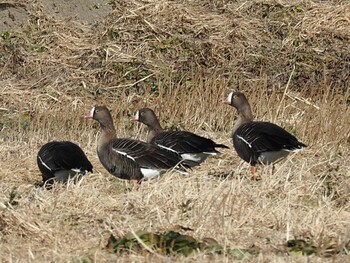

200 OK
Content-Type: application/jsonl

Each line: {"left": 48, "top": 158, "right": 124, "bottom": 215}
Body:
{"left": 37, "top": 141, "right": 93, "bottom": 186}
{"left": 131, "top": 108, "right": 229, "bottom": 167}
{"left": 223, "top": 91, "right": 307, "bottom": 180}
{"left": 85, "top": 106, "right": 187, "bottom": 186}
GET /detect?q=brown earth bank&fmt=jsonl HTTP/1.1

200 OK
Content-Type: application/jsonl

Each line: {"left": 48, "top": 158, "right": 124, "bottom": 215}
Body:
{"left": 0, "top": 0, "right": 350, "bottom": 262}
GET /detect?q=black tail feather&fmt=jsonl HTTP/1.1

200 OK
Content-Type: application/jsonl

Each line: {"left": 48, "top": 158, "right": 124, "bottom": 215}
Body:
{"left": 214, "top": 143, "right": 230, "bottom": 149}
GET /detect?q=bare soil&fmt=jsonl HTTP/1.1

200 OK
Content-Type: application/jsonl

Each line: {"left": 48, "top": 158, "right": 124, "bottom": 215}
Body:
{"left": 0, "top": 0, "right": 111, "bottom": 32}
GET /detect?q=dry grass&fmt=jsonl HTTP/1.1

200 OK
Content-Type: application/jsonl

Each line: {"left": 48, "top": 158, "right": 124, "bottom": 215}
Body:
{"left": 1, "top": 0, "right": 350, "bottom": 262}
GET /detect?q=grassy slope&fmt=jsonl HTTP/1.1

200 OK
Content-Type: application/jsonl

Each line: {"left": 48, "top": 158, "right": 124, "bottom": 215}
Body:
{"left": 0, "top": 0, "right": 350, "bottom": 262}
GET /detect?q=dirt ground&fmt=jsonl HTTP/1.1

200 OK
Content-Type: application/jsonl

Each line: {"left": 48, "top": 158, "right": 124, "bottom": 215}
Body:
{"left": 0, "top": 0, "right": 111, "bottom": 32}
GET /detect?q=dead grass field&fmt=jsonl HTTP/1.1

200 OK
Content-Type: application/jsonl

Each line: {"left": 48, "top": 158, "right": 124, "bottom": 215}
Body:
{"left": 1, "top": 0, "right": 350, "bottom": 262}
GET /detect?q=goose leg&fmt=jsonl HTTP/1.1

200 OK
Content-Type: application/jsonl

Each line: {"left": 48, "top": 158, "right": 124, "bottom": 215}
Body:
{"left": 130, "top": 179, "right": 141, "bottom": 189}
{"left": 250, "top": 166, "right": 257, "bottom": 181}
{"left": 271, "top": 164, "right": 276, "bottom": 175}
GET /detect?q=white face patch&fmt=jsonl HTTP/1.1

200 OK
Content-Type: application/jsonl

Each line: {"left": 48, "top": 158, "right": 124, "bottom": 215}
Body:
{"left": 134, "top": 110, "right": 139, "bottom": 121}
{"left": 227, "top": 92, "right": 234, "bottom": 104}
{"left": 90, "top": 107, "right": 95, "bottom": 117}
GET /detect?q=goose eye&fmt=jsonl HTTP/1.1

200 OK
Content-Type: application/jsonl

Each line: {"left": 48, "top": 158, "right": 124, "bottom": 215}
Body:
{"left": 233, "top": 95, "right": 238, "bottom": 99}
{"left": 141, "top": 112, "right": 145, "bottom": 116}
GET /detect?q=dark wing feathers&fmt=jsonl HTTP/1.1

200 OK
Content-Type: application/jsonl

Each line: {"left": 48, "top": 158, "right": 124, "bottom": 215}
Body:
{"left": 37, "top": 141, "right": 92, "bottom": 172}
{"left": 37, "top": 141, "right": 93, "bottom": 180}
{"left": 99, "top": 145, "right": 143, "bottom": 181}
{"left": 236, "top": 122, "right": 305, "bottom": 153}
{"left": 151, "top": 131, "right": 228, "bottom": 154}
{"left": 111, "top": 138, "right": 184, "bottom": 170}
{"left": 214, "top": 143, "right": 230, "bottom": 149}
{"left": 233, "top": 135, "right": 258, "bottom": 164}
{"left": 98, "top": 138, "right": 186, "bottom": 181}
{"left": 233, "top": 122, "right": 306, "bottom": 165}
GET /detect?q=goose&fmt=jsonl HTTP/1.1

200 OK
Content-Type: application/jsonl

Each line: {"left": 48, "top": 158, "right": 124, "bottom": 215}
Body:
{"left": 37, "top": 141, "right": 93, "bottom": 186}
{"left": 131, "top": 108, "right": 229, "bottom": 167}
{"left": 85, "top": 106, "right": 187, "bottom": 187}
{"left": 223, "top": 91, "right": 307, "bottom": 180}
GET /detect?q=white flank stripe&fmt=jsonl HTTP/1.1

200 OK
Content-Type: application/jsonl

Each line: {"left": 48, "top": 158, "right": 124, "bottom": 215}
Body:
{"left": 71, "top": 168, "right": 81, "bottom": 173}
{"left": 141, "top": 168, "right": 161, "bottom": 179}
{"left": 38, "top": 156, "right": 52, "bottom": 171}
{"left": 113, "top": 149, "right": 135, "bottom": 161}
{"left": 156, "top": 143, "right": 178, "bottom": 153}
{"left": 237, "top": 135, "right": 252, "bottom": 148}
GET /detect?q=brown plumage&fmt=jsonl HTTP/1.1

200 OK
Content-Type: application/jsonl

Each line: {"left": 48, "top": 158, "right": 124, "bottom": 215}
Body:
{"left": 131, "top": 108, "right": 229, "bottom": 167}
{"left": 223, "top": 91, "right": 307, "bottom": 180}
{"left": 85, "top": 106, "right": 187, "bottom": 186}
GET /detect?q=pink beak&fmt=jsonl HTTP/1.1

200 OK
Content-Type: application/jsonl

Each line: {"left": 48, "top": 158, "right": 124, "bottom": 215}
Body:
{"left": 84, "top": 113, "right": 93, "bottom": 119}
{"left": 130, "top": 115, "right": 138, "bottom": 121}
{"left": 130, "top": 111, "right": 139, "bottom": 121}
{"left": 85, "top": 108, "right": 94, "bottom": 119}
{"left": 223, "top": 98, "right": 229, "bottom": 104}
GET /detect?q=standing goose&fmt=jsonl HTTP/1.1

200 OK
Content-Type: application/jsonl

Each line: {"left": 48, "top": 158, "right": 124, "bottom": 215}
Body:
{"left": 85, "top": 106, "right": 187, "bottom": 186}
{"left": 131, "top": 108, "right": 229, "bottom": 167}
{"left": 223, "top": 91, "right": 307, "bottom": 180}
{"left": 37, "top": 141, "right": 93, "bottom": 186}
